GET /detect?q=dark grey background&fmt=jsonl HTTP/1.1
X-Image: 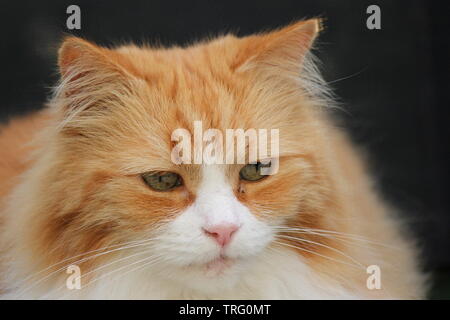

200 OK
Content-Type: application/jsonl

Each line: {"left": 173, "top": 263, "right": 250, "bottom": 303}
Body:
{"left": 0, "top": 0, "right": 448, "bottom": 297}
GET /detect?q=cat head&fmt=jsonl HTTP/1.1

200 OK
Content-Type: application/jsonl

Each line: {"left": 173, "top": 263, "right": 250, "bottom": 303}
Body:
{"left": 24, "top": 19, "right": 344, "bottom": 292}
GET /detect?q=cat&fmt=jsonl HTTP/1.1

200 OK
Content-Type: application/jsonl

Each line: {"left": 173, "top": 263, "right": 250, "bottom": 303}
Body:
{"left": 0, "top": 19, "right": 426, "bottom": 299}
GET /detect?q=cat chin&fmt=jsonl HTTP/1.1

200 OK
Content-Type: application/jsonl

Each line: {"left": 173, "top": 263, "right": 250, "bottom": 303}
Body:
{"left": 151, "top": 256, "right": 252, "bottom": 295}
{"left": 177, "top": 256, "right": 241, "bottom": 278}
{"left": 204, "top": 256, "right": 235, "bottom": 275}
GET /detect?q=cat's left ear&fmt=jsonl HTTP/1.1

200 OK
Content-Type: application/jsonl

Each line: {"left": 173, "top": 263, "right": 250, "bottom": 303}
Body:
{"left": 233, "top": 19, "right": 322, "bottom": 74}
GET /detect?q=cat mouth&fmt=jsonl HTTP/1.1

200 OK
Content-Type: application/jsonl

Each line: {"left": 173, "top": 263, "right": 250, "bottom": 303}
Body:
{"left": 204, "top": 255, "right": 235, "bottom": 274}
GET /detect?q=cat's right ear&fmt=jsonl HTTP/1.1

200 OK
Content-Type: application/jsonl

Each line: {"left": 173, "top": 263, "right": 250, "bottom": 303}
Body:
{"left": 56, "top": 37, "right": 138, "bottom": 118}
{"left": 58, "top": 37, "right": 94, "bottom": 78}
{"left": 58, "top": 37, "right": 129, "bottom": 82}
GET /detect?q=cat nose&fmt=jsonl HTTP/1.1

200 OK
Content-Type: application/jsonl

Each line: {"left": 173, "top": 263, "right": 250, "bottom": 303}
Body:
{"left": 203, "top": 223, "right": 239, "bottom": 247}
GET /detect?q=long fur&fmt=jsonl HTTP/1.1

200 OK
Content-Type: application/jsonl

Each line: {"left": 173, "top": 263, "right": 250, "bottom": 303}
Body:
{"left": 0, "top": 20, "right": 426, "bottom": 299}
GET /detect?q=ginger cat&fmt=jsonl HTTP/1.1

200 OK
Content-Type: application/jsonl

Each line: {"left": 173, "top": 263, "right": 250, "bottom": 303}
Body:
{"left": 0, "top": 19, "right": 426, "bottom": 299}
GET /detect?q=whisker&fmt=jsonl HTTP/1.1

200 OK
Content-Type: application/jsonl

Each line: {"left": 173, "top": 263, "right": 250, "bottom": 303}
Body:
{"left": 58, "top": 255, "right": 164, "bottom": 299}
{"left": 274, "top": 228, "right": 379, "bottom": 251}
{"left": 78, "top": 248, "right": 156, "bottom": 282}
{"left": 40, "top": 247, "right": 157, "bottom": 299}
{"left": 269, "top": 233, "right": 377, "bottom": 264}
{"left": 272, "top": 240, "right": 365, "bottom": 270}
{"left": 106, "top": 256, "right": 164, "bottom": 285}
{"left": 276, "top": 234, "right": 366, "bottom": 269}
{"left": 18, "top": 237, "right": 156, "bottom": 285}
{"left": 16, "top": 237, "right": 158, "bottom": 297}
{"left": 273, "top": 226, "right": 399, "bottom": 249}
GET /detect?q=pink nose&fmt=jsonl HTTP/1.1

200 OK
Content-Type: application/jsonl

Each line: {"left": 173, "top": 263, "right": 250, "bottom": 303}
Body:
{"left": 203, "top": 223, "right": 239, "bottom": 247}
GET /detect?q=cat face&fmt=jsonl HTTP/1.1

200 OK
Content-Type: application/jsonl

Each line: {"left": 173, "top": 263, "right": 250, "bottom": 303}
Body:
{"left": 36, "top": 19, "right": 339, "bottom": 289}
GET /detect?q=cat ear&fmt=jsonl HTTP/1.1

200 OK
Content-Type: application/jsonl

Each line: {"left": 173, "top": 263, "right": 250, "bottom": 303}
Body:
{"left": 233, "top": 19, "right": 322, "bottom": 74}
{"left": 58, "top": 37, "right": 133, "bottom": 82}
{"left": 56, "top": 37, "right": 139, "bottom": 119}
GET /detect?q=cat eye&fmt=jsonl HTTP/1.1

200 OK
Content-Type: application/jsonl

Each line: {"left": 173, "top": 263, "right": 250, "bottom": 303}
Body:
{"left": 142, "top": 171, "right": 182, "bottom": 191}
{"left": 239, "top": 162, "right": 270, "bottom": 182}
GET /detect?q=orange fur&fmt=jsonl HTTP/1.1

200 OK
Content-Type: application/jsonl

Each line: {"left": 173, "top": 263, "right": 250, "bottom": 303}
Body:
{"left": 0, "top": 20, "right": 426, "bottom": 298}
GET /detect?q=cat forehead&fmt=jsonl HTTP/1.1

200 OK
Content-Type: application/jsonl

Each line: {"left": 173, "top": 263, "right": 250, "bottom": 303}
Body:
{"left": 116, "top": 56, "right": 298, "bottom": 130}
{"left": 109, "top": 47, "right": 262, "bottom": 130}
{"left": 115, "top": 37, "right": 240, "bottom": 84}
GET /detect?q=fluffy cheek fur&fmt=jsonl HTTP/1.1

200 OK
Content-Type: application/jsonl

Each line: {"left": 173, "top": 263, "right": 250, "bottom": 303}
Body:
{"left": 42, "top": 134, "right": 322, "bottom": 253}
{"left": 29, "top": 147, "right": 324, "bottom": 294}
{"left": 21, "top": 145, "right": 194, "bottom": 278}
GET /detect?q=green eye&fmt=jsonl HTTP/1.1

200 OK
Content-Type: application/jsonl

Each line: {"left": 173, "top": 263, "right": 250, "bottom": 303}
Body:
{"left": 239, "top": 162, "right": 270, "bottom": 182}
{"left": 142, "top": 171, "right": 182, "bottom": 191}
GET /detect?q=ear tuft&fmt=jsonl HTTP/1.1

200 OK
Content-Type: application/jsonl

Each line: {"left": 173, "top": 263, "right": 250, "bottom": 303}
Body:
{"left": 316, "top": 18, "right": 326, "bottom": 33}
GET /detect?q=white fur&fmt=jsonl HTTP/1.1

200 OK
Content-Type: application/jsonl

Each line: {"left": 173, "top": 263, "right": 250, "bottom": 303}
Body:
{"left": 8, "top": 247, "right": 357, "bottom": 299}
{"left": 3, "top": 165, "right": 359, "bottom": 299}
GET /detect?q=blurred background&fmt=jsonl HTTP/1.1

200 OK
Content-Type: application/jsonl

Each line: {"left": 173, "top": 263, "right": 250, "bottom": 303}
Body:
{"left": 0, "top": 0, "right": 448, "bottom": 298}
